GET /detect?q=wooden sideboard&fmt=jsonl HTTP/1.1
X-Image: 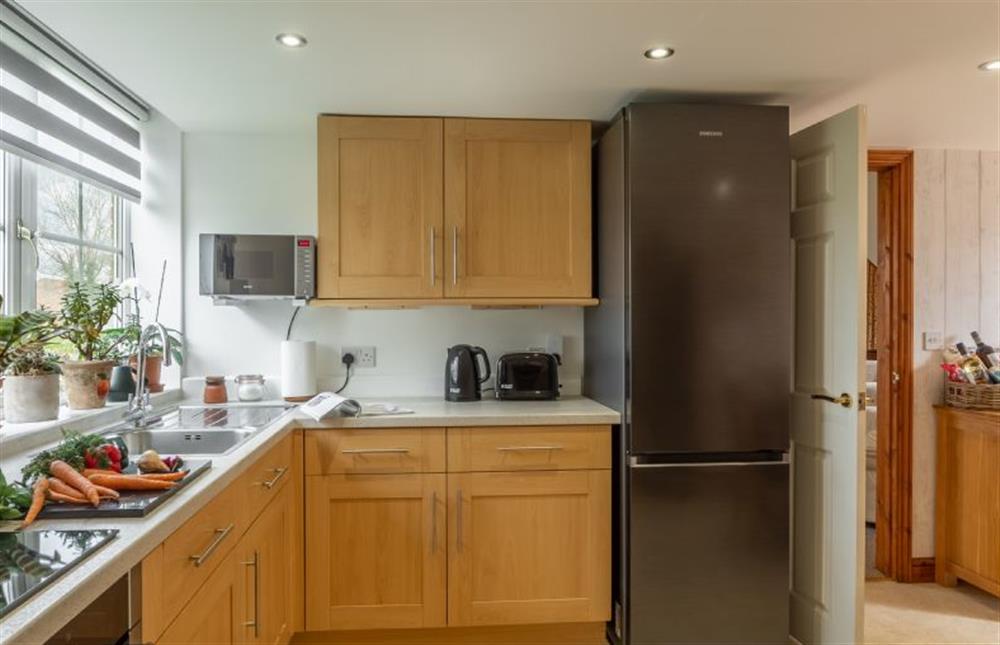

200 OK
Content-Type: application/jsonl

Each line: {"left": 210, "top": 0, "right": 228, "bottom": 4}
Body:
{"left": 934, "top": 406, "right": 1000, "bottom": 597}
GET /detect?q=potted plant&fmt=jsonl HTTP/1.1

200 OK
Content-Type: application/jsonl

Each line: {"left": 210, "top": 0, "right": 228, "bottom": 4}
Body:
{"left": 56, "top": 282, "right": 122, "bottom": 409}
{"left": 0, "top": 295, "right": 59, "bottom": 378}
{"left": 2, "top": 344, "right": 61, "bottom": 423}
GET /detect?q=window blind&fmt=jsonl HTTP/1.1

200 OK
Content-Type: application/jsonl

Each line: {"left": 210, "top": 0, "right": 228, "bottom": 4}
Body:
{"left": 0, "top": 0, "right": 148, "bottom": 202}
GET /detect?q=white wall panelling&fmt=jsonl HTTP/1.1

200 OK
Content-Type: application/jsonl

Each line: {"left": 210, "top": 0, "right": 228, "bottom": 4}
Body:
{"left": 911, "top": 149, "right": 1000, "bottom": 558}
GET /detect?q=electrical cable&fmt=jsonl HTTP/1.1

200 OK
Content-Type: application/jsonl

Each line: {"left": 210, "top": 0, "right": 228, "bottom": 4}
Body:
{"left": 285, "top": 306, "right": 302, "bottom": 340}
{"left": 335, "top": 365, "right": 352, "bottom": 394}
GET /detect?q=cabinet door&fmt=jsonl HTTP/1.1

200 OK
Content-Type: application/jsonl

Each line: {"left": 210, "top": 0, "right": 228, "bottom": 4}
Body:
{"left": 305, "top": 473, "right": 447, "bottom": 630}
{"left": 317, "top": 116, "right": 444, "bottom": 299}
{"left": 241, "top": 483, "right": 296, "bottom": 645}
{"left": 158, "top": 548, "right": 244, "bottom": 645}
{"left": 444, "top": 118, "right": 591, "bottom": 298}
{"left": 448, "top": 470, "right": 610, "bottom": 627}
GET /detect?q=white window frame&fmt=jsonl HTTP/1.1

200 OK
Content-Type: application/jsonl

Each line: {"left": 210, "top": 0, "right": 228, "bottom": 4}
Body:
{"left": 0, "top": 151, "right": 132, "bottom": 315}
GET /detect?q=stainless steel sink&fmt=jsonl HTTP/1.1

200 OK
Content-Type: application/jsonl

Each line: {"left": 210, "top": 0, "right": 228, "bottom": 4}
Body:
{"left": 117, "top": 429, "right": 257, "bottom": 456}
{"left": 107, "top": 404, "right": 294, "bottom": 456}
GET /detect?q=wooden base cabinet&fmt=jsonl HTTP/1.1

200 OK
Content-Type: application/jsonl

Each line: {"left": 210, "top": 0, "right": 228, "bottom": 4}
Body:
{"left": 305, "top": 473, "right": 448, "bottom": 631}
{"left": 241, "top": 482, "right": 297, "bottom": 644}
{"left": 158, "top": 547, "right": 244, "bottom": 645}
{"left": 447, "top": 470, "right": 611, "bottom": 627}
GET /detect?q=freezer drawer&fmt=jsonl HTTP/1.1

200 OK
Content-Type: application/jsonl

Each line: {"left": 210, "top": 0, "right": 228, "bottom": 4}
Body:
{"left": 628, "top": 460, "right": 789, "bottom": 644}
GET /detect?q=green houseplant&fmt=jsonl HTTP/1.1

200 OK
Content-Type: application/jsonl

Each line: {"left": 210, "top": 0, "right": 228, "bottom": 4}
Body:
{"left": 3, "top": 344, "right": 61, "bottom": 423}
{"left": 56, "top": 282, "right": 123, "bottom": 409}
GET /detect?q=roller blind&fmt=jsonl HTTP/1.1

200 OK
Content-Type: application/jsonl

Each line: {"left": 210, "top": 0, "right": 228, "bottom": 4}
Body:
{"left": 0, "top": 0, "right": 148, "bottom": 201}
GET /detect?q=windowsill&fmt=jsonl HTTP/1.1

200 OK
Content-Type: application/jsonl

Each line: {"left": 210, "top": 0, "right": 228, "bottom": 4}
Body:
{"left": 0, "top": 389, "right": 182, "bottom": 459}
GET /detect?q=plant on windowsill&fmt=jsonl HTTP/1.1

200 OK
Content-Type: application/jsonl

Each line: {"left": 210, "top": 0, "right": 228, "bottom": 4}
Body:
{"left": 2, "top": 344, "right": 61, "bottom": 423}
{"left": 55, "top": 282, "right": 123, "bottom": 410}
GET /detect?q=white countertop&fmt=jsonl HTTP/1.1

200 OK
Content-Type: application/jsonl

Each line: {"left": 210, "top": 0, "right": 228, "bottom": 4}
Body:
{"left": 0, "top": 396, "right": 619, "bottom": 644}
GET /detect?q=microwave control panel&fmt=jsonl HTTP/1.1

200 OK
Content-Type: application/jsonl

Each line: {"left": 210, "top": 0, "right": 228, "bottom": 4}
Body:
{"left": 294, "top": 236, "right": 316, "bottom": 299}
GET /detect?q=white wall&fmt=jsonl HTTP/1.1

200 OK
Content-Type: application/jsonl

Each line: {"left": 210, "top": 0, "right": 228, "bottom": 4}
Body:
{"left": 911, "top": 149, "right": 999, "bottom": 557}
{"left": 135, "top": 109, "right": 184, "bottom": 388}
{"left": 181, "top": 132, "right": 584, "bottom": 396}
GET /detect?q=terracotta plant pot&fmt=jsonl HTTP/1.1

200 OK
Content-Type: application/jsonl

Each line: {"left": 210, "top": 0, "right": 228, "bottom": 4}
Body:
{"left": 61, "top": 360, "right": 114, "bottom": 410}
{"left": 129, "top": 354, "right": 164, "bottom": 393}
{"left": 3, "top": 374, "right": 60, "bottom": 423}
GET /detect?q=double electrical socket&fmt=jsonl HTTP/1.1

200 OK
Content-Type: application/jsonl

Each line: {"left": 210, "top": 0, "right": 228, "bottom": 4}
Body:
{"left": 341, "top": 345, "right": 376, "bottom": 368}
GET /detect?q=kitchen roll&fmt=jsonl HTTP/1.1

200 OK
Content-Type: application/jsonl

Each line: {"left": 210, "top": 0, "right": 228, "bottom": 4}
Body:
{"left": 281, "top": 340, "right": 317, "bottom": 401}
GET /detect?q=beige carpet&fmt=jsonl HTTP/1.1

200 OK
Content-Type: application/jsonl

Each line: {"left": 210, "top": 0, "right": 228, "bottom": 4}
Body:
{"left": 865, "top": 580, "right": 1000, "bottom": 644}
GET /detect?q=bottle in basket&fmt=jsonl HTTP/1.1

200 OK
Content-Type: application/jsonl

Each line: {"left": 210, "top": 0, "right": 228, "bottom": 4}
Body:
{"left": 955, "top": 343, "right": 991, "bottom": 384}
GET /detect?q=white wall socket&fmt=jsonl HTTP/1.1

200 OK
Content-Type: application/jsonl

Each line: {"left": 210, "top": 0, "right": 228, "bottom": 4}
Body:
{"left": 922, "top": 331, "right": 943, "bottom": 351}
{"left": 342, "top": 346, "right": 376, "bottom": 368}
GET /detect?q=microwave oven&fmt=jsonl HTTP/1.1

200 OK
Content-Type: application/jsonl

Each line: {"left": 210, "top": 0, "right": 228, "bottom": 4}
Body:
{"left": 199, "top": 234, "right": 315, "bottom": 302}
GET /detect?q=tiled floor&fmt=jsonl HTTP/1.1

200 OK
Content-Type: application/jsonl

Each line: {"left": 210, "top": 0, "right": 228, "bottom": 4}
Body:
{"left": 865, "top": 579, "right": 1000, "bottom": 644}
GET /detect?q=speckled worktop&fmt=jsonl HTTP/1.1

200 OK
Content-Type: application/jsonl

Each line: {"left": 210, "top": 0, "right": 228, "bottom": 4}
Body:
{"left": 0, "top": 396, "right": 619, "bottom": 644}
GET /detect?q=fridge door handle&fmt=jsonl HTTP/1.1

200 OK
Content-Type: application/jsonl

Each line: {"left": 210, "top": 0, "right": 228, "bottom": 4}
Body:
{"left": 628, "top": 453, "right": 789, "bottom": 468}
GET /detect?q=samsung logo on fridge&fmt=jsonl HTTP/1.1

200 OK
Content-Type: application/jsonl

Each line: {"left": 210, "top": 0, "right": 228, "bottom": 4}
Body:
{"left": 699, "top": 130, "right": 724, "bottom": 137}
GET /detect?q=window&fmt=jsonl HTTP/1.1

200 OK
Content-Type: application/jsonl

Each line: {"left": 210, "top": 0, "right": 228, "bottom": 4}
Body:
{"left": 1, "top": 151, "right": 130, "bottom": 314}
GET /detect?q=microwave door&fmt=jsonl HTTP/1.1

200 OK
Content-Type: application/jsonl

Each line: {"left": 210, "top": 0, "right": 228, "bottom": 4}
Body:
{"left": 226, "top": 237, "right": 294, "bottom": 296}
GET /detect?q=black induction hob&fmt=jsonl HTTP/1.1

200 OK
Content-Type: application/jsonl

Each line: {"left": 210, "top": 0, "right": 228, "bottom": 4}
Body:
{"left": 0, "top": 529, "right": 118, "bottom": 617}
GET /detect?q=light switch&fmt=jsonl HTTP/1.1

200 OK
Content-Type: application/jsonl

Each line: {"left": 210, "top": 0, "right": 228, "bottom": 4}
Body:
{"left": 923, "top": 331, "right": 943, "bottom": 351}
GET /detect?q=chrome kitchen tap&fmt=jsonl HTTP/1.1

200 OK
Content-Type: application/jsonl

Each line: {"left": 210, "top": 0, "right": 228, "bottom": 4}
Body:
{"left": 124, "top": 322, "right": 173, "bottom": 427}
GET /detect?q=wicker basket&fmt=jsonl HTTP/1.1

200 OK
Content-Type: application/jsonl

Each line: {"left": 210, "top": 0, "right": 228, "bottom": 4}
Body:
{"left": 944, "top": 380, "right": 1000, "bottom": 410}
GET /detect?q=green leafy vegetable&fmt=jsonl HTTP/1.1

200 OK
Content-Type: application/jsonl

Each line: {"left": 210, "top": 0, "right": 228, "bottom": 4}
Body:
{"left": 0, "top": 470, "right": 32, "bottom": 521}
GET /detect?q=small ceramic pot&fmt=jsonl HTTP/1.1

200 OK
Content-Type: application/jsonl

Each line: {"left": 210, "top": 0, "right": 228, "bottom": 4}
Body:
{"left": 129, "top": 354, "right": 164, "bottom": 393}
{"left": 61, "top": 360, "right": 114, "bottom": 410}
{"left": 108, "top": 365, "right": 137, "bottom": 403}
{"left": 3, "top": 373, "right": 60, "bottom": 423}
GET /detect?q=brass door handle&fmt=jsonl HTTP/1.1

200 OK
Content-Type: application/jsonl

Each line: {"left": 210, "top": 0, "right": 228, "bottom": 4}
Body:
{"left": 811, "top": 393, "right": 853, "bottom": 408}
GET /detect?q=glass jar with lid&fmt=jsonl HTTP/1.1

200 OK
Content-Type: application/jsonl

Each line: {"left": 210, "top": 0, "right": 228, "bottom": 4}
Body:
{"left": 236, "top": 374, "right": 266, "bottom": 402}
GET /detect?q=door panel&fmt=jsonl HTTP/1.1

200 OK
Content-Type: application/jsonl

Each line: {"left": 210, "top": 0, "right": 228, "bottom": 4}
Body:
{"left": 789, "top": 106, "right": 867, "bottom": 644}
{"left": 629, "top": 461, "right": 789, "bottom": 644}
{"left": 158, "top": 548, "right": 242, "bottom": 645}
{"left": 317, "top": 116, "right": 443, "bottom": 298}
{"left": 448, "top": 470, "right": 610, "bottom": 626}
{"left": 242, "top": 484, "right": 295, "bottom": 645}
{"left": 305, "top": 473, "right": 447, "bottom": 631}
{"left": 626, "top": 104, "right": 791, "bottom": 454}
{"left": 444, "top": 118, "right": 591, "bottom": 298}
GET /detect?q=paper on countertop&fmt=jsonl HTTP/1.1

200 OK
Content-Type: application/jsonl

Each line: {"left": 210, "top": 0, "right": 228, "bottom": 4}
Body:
{"left": 299, "top": 392, "right": 414, "bottom": 420}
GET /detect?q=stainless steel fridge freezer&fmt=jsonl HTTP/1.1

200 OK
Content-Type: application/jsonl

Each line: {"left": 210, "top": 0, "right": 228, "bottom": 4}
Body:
{"left": 584, "top": 103, "right": 791, "bottom": 644}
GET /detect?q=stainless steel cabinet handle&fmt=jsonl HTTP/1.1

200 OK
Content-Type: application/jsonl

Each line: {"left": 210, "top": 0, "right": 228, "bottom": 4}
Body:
{"left": 811, "top": 392, "right": 853, "bottom": 408}
{"left": 430, "top": 490, "right": 438, "bottom": 553}
{"left": 189, "top": 523, "right": 234, "bottom": 567}
{"left": 430, "top": 227, "right": 436, "bottom": 287}
{"left": 451, "top": 226, "right": 458, "bottom": 286}
{"left": 456, "top": 488, "right": 463, "bottom": 552}
{"left": 341, "top": 448, "right": 410, "bottom": 455}
{"left": 241, "top": 551, "right": 259, "bottom": 637}
{"left": 496, "top": 445, "right": 564, "bottom": 452}
{"left": 259, "top": 466, "right": 288, "bottom": 489}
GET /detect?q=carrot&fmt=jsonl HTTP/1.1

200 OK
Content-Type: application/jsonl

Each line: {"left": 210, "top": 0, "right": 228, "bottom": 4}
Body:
{"left": 49, "top": 460, "right": 100, "bottom": 507}
{"left": 48, "top": 477, "right": 86, "bottom": 501}
{"left": 82, "top": 468, "right": 119, "bottom": 478}
{"left": 86, "top": 474, "right": 175, "bottom": 491}
{"left": 21, "top": 477, "right": 49, "bottom": 528}
{"left": 91, "top": 484, "right": 120, "bottom": 499}
{"left": 138, "top": 471, "right": 187, "bottom": 482}
{"left": 47, "top": 491, "right": 91, "bottom": 504}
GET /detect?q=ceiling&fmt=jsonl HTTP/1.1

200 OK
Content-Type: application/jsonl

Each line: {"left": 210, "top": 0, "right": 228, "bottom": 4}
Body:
{"left": 21, "top": 1, "right": 1000, "bottom": 148}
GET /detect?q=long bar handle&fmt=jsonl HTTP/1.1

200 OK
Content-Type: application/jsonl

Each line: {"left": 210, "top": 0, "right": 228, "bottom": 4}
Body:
{"left": 629, "top": 454, "right": 790, "bottom": 469}
{"left": 341, "top": 448, "right": 411, "bottom": 455}
{"left": 451, "top": 225, "right": 458, "bottom": 286}
{"left": 241, "top": 551, "right": 259, "bottom": 637}
{"left": 456, "top": 488, "right": 463, "bottom": 553}
{"left": 430, "top": 226, "right": 436, "bottom": 287}
{"left": 430, "top": 490, "right": 438, "bottom": 553}
{"left": 496, "top": 445, "right": 564, "bottom": 452}
{"left": 259, "top": 466, "right": 288, "bottom": 490}
{"left": 189, "top": 523, "right": 234, "bottom": 567}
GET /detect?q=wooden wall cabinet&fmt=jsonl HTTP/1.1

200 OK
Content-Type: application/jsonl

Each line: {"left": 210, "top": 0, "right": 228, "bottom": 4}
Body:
{"left": 316, "top": 116, "right": 593, "bottom": 306}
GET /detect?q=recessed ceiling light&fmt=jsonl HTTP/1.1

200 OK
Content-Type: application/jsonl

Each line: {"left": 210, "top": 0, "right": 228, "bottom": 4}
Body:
{"left": 979, "top": 59, "right": 1000, "bottom": 71}
{"left": 644, "top": 47, "right": 674, "bottom": 60}
{"left": 276, "top": 33, "right": 307, "bottom": 48}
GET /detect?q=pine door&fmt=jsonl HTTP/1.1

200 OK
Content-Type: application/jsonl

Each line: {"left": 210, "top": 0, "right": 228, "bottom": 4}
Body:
{"left": 157, "top": 548, "right": 243, "bottom": 645}
{"left": 447, "top": 470, "right": 611, "bottom": 626}
{"left": 305, "top": 473, "right": 447, "bottom": 630}
{"left": 241, "top": 483, "right": 296, "bottom": 645}
{"left": 317, "top": 116, "right": 443, "bottom": 299}
{"left": 443, "top": 118, "right": 591, "bottom": 298}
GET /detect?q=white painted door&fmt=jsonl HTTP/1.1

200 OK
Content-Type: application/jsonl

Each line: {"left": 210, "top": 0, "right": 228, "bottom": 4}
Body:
{"left": 789, "top": 106, "right": 867, "bottom": 644}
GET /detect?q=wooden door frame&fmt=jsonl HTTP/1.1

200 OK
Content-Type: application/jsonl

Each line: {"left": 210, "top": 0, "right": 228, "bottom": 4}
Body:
{"left": 868, "top": 150, "right": 926, "bottom": 581}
